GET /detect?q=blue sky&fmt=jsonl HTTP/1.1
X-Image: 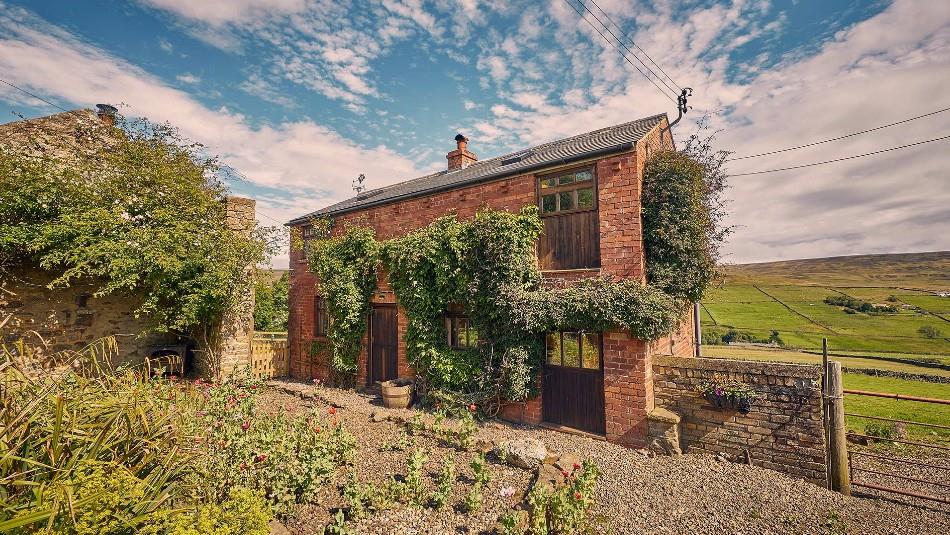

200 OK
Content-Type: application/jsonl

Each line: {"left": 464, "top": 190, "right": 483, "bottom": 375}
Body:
{"left": 1, "top": 0, "right": 948, "bottom": 267}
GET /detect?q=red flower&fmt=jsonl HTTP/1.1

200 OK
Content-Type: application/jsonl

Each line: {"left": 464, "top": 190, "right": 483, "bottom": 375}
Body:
{"left": 314, "top": 426, "right": 322, "bottom": 433}
{"left": 254, "top": 454, "right": 267, "bottom": 463}
{"left": 328, "top": 407, "right": 337, "bottom": 415}
{"left": 241, "top": 421, "right": 250, "bottom": 431}
{"left": 573, "top": 491, "right": 582, "bottom": 500}
{"left": 573, "top": 463, "right": 581, "bottom": 471}
{"left": 468, "top": 404, "right": 477, "bottom": 413}
{"left": 560, "top": 470, "right": 569, "bottom": 478}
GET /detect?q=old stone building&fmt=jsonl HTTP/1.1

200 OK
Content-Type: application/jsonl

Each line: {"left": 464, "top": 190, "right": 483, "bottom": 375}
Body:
{"left": 0, "top": 107, "right": 255, "bottom": 378}
{"left": 287, "top": 113, "right": 698, "bottom": 447}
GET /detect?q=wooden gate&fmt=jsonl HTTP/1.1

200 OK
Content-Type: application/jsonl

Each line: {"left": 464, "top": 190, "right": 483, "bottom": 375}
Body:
{"left": 251, "top": 332, "right": 289, "bottom": 379}
{"left": 542, "top": 331, "right": 605, "bottom": 435}
{"left": 368, "top": 305, "right": 398, "bottom": 385}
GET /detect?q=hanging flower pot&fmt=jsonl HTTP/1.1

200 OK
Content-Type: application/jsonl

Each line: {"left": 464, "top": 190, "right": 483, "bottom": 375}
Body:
{"left": 698, "top": 379, "right": 758, "bottom": 414}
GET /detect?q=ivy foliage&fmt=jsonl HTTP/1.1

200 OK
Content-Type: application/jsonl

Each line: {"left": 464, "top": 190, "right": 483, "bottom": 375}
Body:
{"left": 642, "top": 151, "right": 717, "bottom": 301}
{"left": 306, "top": 147, "right": 726, "bottom": 407}
{"left": 0, "top": 115, "right": 273, "bottom": 332}
{"left": 306, "top": 221, "right": 380, "bottom": 374}
{"left": 381, "top": 208, "right": 544, "bottom": 402}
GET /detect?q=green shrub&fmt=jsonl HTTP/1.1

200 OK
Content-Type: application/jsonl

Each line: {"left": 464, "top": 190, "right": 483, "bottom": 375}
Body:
{"left": 0, "top": 341, "right": 200, "bottom": 533}
{"left": 918, "top": 325, "right": 943, "bottom": 339}
{"left": 191, "top": 372, "right": 356, "bottom": 515}
{"left": 524, "top": 461, "right": 599, "bottom": 535}
{"left": 140, "top": 488, "right": 272, "bottom": 535}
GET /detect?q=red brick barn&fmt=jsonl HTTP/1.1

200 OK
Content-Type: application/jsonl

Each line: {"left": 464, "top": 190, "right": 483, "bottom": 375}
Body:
{"left": 287, "top": 113, "right": 696, "bottom": 447}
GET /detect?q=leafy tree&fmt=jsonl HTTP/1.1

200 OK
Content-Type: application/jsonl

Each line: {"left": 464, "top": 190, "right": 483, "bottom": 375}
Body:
{"left": 918, "top": 325, "right": 943, "bottom": 339}
{"left": 253, "top": 272, "right": 289, "bottom": 331}
{"left": 0, "top": 112, "right": 276, "bottom": 345}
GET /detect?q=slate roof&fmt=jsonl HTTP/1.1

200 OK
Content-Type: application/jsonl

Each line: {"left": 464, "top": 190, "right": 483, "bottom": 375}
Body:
{"left": 288, "top": 113, "right": 667, "bottom": 224}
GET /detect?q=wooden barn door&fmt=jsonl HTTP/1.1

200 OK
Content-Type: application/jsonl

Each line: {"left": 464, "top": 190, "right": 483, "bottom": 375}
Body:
{"left": 368, "top": 305, "right": 398, "bottom": 385}
{"left": 542, "top": 331, "right": 605, "bottom": 435}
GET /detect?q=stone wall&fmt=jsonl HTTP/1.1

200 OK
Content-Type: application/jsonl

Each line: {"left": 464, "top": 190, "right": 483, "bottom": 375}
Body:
{"left": 213, "top": 196, "right": 256, "bottom": 378}
{"left": 2, "top": 196, "right": 257, "bottom": 379}
{"left": 653, "top": 356, "right": 827, "bottom": 484}
{"left": 1, "top": 267, "right": 161, "bottom": 369}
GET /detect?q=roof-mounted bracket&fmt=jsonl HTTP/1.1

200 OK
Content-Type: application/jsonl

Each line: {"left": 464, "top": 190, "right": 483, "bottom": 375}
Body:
{"left": 668, "top": 87, "right": 693, "bottom": 128}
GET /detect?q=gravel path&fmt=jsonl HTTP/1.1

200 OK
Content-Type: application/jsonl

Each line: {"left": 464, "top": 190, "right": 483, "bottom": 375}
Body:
{"left": 265, "top": 380, "right": 950, "bottom": 534}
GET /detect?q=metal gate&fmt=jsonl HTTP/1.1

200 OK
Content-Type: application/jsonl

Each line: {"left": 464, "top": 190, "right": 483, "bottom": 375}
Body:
{"left": 843, "top": 389, "right": 950, "bottom": 504}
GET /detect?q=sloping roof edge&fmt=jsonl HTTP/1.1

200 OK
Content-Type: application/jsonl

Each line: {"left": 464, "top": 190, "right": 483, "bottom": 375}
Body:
{"left": 288, "top": 113, "right": 667, "bottom": 225}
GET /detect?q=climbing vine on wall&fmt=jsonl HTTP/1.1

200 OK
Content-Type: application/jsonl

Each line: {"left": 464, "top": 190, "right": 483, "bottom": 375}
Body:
{"left": 306, "top": 221, "right": 379, "bottom": 374}
{"left": 306, "top": 148, "right": 725, "bottom": 407}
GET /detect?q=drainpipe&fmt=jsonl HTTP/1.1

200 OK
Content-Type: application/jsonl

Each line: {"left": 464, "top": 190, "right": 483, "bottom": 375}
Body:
{"left": 693, "top": 302, "right": 702, "bottom": 357}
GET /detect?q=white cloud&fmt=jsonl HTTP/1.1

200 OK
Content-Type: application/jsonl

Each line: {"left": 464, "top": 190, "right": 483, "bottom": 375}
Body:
{"left": 463, "top": 100, "right": 478, "bottom": 110}
{"left": 175, "top": 72, "right": 200, "bottom": 84}
{"left": 139, "top": 0, "right": 306, "bottom": 26}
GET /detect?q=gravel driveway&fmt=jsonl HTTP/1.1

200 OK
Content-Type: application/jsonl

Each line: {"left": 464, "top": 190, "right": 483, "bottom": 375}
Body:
{"left": 266, "top": 380, "right": 949, "bottom": 535}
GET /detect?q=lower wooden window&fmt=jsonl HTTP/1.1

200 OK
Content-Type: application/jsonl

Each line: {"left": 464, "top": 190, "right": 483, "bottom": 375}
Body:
{"left": 314, "top": 296, "right": 329, "bottom": 337}
{"left": 545, "top": 331, "right": 601, "bottom": 369}
{"left": 446, "top": 315, "right": 478, "bottom": 349}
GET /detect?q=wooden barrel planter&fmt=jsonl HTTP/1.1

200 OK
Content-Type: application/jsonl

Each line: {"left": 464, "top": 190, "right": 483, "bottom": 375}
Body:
{"left": 380, "top": 378, "right": 414, "bottom": 409}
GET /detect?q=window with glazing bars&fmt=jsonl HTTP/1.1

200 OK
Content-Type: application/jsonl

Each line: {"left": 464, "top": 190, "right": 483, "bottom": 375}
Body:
{"left": 545, "top": 331, "right": 602, "bottom": 369}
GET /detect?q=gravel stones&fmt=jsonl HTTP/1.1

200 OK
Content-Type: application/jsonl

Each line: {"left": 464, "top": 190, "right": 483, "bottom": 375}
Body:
{"left": 263, "top": 380, "right": 949, "bottom": 535}
{"left": 497, "top": 438, "right": 547, "bottom": 469}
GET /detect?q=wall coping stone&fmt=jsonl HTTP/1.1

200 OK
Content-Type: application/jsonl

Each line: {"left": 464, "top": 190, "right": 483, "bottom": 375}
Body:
{"left": 648, "top": 407, "right": 681, "bottom": 424}
{"left": 654, "top": 356, "right": 821, "bottom": 380}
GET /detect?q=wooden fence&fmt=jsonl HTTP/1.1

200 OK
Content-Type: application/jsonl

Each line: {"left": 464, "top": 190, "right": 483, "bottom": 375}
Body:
{"left": 251, "top": 332, "right": 289, "bottom": 379}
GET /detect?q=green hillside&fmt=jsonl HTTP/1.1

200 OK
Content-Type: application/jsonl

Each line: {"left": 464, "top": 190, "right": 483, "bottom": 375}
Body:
{"left": 702, "top": 252, "right": 950, "bottom": 356}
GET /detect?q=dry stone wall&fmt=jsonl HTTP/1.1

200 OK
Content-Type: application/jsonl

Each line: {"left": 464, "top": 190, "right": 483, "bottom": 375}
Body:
{"left": 653, "top": 356, "right": 827, "bottom": 484}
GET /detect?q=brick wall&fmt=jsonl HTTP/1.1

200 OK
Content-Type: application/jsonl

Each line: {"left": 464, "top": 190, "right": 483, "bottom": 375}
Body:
{"left": 653, "top": 356, "right": 827, "bottom": 484}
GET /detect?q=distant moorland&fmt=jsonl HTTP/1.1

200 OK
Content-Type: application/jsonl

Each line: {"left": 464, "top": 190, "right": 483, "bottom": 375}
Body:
{"left": 701, "top": 251, "right": 950, "bottom": 356}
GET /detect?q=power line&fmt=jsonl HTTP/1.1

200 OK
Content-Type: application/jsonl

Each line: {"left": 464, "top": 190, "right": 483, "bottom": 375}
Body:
{"left": 727, "top": 134, "right": 950, "bottom": 176}
{"left": 728, "top": 106, "right": 950, "bottom": 161}
{"left": 0, "top": 78, "right": 72, "bottom": 114}
{"left": 573, "top": 0, "right": 679, "bottom": 98}
{"left": 586, "top": 0, "right": 683, "bottom": 93}
{"left": 560, "top": 0, "right": 678, "bottom": 105}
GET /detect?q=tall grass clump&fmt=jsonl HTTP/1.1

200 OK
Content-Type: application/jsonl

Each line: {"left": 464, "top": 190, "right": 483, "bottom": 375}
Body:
{"left": 0, "top": 338, "right": 352, "bottom": 533}
{"left": 0, "top": 339, "right": 211, "bottom": 533}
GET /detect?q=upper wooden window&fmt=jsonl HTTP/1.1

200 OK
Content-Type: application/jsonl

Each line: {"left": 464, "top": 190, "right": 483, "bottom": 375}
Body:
{"left": 314, "top": 296, "right": 329, "bottom": 337}
{"left": 545, "top": 331, "right": 602, "bottom": 370}
{"left": 538, "top": 168, "right": 596, "bottom": 216}
{"left": 536, "top": 166, "right": 600, "bottom": 270}
{"left": 446, "top": 314, "right": 478, "bottom": 349}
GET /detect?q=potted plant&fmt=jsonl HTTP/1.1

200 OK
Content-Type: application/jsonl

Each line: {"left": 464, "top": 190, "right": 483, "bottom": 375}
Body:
{"left": 380, "top": 378, "right": 414, "bottom": 409}
{"left": 697, "top": 379, "right": 759, "bottom": 414}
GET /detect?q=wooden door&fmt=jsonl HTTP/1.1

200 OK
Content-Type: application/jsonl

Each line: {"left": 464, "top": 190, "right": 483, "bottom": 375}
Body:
{"left": 542, "top": 331, "right": 606, "bottom": 435}
{"left": 368, "top": 305, "right": 398, "bottom": 385}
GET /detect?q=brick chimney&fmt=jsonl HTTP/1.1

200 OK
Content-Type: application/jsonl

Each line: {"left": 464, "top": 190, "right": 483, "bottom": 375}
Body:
{"left": 95, "top": 104, "right": 118, "bottom": 127}
{"left": 446, "top": 133, "right": 477, "bottom": 170}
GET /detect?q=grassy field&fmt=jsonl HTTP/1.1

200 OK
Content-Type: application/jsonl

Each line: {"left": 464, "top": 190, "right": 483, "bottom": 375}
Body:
{"left": 701, "top": 252, "right": 950, "bottom": 444}
{"left": 701, "top": 345, "right": 950, "bottom": 377}
{"left": 842, "top": 374, "right": 950, "bottom": 441}
{"left": 702, "top": 252, "right": 950, "bottom": 356}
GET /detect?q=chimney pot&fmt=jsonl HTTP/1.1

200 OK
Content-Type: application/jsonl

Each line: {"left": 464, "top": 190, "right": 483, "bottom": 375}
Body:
{"left": 447, "top": 133, "right": 476, "bottom": 170}
{"left": 95, "top": 104, "right": 118, "bottom": 126}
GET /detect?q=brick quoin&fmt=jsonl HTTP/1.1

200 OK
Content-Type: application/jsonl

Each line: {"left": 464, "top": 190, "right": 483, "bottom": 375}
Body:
{"left": 287, "top": 116, "right": 694, "bottom": 448}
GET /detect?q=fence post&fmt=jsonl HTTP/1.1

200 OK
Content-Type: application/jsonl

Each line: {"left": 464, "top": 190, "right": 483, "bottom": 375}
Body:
{"left": 824, "top": 360, "right": 851, "bottom": 495}
{"left": 822, "top": 338, "right": 830, "bottom": 488}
